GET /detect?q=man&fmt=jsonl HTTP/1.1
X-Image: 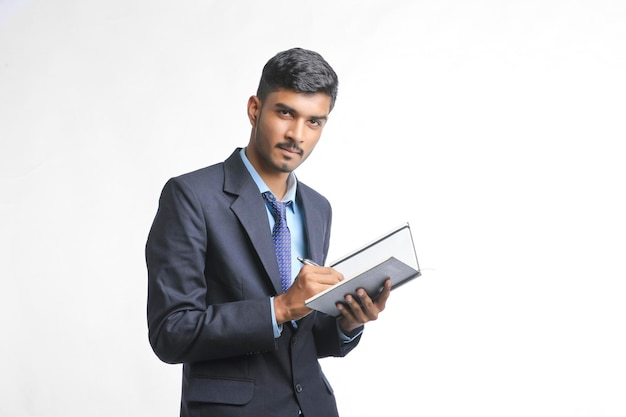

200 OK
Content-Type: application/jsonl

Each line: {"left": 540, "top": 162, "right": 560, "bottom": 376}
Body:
{"left": 146, "top": 47, "right": 391, "bottom": 417}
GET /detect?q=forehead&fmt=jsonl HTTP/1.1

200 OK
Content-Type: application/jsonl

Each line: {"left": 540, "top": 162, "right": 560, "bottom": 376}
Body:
{"left": 262, "top": 89, "right": 332, "bottom": 116}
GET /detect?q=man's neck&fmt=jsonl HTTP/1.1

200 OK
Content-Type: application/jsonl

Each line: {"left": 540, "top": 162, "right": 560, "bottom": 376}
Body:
{"left": 243, "top": 147, "right": 292, "bottom": 200}
{"left": 264, "top": 175, "right": 290, "bottom": 201}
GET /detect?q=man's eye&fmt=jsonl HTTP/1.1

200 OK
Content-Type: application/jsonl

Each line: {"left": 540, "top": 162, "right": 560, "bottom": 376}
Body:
{"left": 309, "top": 119, "right": 321, "bottom": 126}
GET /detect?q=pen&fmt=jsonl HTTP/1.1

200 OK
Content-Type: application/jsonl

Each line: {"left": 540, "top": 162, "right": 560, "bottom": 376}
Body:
{"left": 297, "top": 257, "right": 320, "bottom": 267}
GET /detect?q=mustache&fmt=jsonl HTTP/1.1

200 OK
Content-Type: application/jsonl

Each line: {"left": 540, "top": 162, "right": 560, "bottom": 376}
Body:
{"left": 277, "top": 142, "right": 303, "bottom": 154}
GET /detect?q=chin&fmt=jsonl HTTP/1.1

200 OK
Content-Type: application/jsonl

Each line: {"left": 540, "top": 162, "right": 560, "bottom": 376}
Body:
{"left": 274, "top": 155, "right": 300, "bottom": 173}
{"left": 277, "top": 164, "right": 294, "bottom": 173}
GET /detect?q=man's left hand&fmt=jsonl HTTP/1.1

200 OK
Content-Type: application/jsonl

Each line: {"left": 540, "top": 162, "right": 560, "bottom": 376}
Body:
{"left": 337, "top": 278, "right": 391, "bottom": 333}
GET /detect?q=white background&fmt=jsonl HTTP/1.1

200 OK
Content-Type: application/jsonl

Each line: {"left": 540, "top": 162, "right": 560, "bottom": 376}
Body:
{"left": 1, "top": 1, "right": 625, "bottom": 416}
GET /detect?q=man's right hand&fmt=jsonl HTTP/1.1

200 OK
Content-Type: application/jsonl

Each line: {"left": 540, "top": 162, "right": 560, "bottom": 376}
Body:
{"left": 273, "top": 265, "right": 344, "bottom": 324}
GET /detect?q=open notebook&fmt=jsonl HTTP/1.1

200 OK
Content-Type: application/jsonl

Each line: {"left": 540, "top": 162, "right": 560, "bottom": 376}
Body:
{"left": 305, "top": 223, "right": 421, "bottom": 317}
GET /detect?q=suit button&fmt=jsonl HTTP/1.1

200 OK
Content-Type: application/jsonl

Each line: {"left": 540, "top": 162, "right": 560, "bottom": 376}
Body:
{"left": 295, "top": 384, "right": 303, "bottom": 393}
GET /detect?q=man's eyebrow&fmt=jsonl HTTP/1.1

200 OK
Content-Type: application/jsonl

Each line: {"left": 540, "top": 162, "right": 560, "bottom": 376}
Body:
{"left": 274, "top": 102, "right": 328, "bottom": 121}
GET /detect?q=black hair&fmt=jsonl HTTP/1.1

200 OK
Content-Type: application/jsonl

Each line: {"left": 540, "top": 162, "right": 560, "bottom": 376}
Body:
{"left": 256, "top": 48, "right": 339, "bottom": 111}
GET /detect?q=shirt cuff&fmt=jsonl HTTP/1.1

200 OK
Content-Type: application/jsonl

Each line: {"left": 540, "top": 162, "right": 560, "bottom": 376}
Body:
{"left": 337, "top": 321, "right": 363, "bottom": 343}
{"left": 270, "top": 296, "right": 283, "bottom": 338}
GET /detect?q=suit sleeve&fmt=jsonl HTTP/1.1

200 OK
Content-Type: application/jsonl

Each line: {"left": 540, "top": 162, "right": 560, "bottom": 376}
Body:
{"left": 146, "top": 177, "right": 276, "bottom": 364}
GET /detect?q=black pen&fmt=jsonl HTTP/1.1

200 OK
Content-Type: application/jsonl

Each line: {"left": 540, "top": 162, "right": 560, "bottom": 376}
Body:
{"left": 297, "top": 257, "right": 320, "bottom": 267}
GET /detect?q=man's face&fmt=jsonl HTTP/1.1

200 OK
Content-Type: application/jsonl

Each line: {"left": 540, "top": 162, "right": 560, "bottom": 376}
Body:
{"left": 246, "top": 89, "right": 331, "bottom": 177}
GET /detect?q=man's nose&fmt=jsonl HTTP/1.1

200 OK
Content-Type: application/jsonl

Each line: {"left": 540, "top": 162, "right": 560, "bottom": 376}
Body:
{"left": 286, "top": 119, "right": 305, "bottom": 143}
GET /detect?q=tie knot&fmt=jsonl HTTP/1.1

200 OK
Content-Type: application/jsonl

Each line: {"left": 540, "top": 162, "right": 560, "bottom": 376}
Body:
{"left": 262, "top": 192, "right": 290, "bottom": 222}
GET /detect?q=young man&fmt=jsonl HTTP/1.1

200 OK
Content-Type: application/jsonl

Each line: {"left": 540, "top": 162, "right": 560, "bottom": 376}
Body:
{"left": 146, "top": 47, "right": 391, "bottom": 417}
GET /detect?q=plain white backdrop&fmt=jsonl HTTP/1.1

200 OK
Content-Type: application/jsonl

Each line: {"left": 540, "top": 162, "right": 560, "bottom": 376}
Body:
{"left": 1, "top": 1, "right": 625, "bottom": 416}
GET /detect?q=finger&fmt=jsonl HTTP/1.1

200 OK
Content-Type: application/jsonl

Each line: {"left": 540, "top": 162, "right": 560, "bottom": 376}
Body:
{"left": 344, "top": 294, "right": 369, "bottom": 323}
{"left": 373, "top": 279, "right": 392, "bottom": 312}
{"left": 297, "top": 267, "right": 343, "bottom": 286}
{"left": 355, "top": 289, "right": 380, "bottom": 321}
{"left": 306, "top": 266, "right": 344, "bottom": 280}
{"left": 336, "top": 302, "right": 355, "bottom": 322}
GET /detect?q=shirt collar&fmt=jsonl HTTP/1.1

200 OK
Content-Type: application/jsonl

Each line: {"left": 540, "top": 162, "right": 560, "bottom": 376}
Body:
{"left": 239, "top": 147, "right": 297, "bottom": 203}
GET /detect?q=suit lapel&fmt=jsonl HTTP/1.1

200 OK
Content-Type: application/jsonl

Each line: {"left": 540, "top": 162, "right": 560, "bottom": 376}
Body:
{"left": 298, "top": 186, "right": 326, "bottom": 266}
{"left": 223, "top": 149, "right": 283, "bottom": 295}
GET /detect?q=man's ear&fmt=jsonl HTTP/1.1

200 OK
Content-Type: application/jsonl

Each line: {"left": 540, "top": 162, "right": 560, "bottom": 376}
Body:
{"left": 247, "top": 96, "right": 261, "bottom": 126}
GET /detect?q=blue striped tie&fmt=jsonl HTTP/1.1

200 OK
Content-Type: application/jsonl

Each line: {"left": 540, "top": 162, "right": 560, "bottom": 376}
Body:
{"left": 263, "top": 192, "right": 292, "bottom": 293}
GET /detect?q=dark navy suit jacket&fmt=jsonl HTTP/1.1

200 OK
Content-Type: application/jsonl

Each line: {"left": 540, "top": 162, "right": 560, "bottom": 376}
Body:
{"left": 146, "top": 148, "right": 362, "bottom": 416}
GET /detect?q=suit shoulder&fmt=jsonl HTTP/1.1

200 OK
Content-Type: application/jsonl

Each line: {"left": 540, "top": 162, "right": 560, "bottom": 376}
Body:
{"left": 172, "top": 162, "right": 224, "bottom": 186}
{"left": 156, "top": 163, "right": 225, "bottom": 206}
{"left": 165, "top": 148, "right": 242, "bottom": 191}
